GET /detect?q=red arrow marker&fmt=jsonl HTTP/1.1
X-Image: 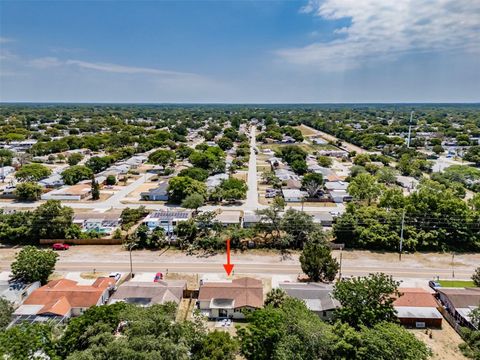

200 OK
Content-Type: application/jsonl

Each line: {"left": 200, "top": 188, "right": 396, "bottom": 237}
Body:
{"left": 223, "top": 238, "right": 234, "bottom": 276}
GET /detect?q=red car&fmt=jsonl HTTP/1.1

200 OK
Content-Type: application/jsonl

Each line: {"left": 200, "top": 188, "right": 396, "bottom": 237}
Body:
{"left": 52, "top": 243, "right": 69, "bottom": 251}
{"left": 153, "top": 272, "right": 163, "bottom": 282}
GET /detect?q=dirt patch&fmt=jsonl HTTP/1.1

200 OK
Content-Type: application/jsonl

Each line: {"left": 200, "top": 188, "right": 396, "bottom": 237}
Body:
{"left": 165, "top": 272, "right": 199, "bottom": 289}
{"left": 296, "top": 124, "right": 319, "bottom": 137}
{"left": 410, "top": 323, "right": 468, "bottom": 360}
{"left": 80, "top": 271, "right": 108, "bottom": 279}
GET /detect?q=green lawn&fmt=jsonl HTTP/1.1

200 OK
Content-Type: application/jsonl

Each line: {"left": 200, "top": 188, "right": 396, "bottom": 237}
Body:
{"left": 438, "top": 280, "right": 476, "bottom": 288}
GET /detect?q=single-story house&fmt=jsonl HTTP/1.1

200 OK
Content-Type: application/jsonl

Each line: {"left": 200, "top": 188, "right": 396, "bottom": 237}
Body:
{"left": 275, "top": 168, "right": 299, "bottom": 181}
{"left": 41, "top": 184, "right": 91, "bottom": 201}
{"left": 396, "top": 176, "right": 419, "bottom": 191}
{"left": 143, "top": 210, "right": 192, "bottom": 233}
{"left": 317, "top": 150, "right": 348, "bottom": 158}
{"left": 308, "top": 212, "right": 334, "bottom": 227}
{"left": 243, "top": 212, "right": 262, "bottom": 228}
{"left": 393, "top": 288, "right": 443, "bottom": 328}
{"left": 311, "top": 137, "right": 327, "bottom": 145}
{"left": 324, "top": 181, "right": 349, "bottom": 191}
{"left": 278, "top": 282, "right": 340, "bottom": 320}
{"left": 109, "top": 280, "right": 186, "bottom": 307}
{"left": 198, "top": 277, "right": 263, "bottom": 319}
{"left": 140, "top": 181, "right": 169, "bottom": 201}
{"left": 12, "top": 277, "right": 115, "bottom": 325}
{"left": 206, "top": 173, "right": 229, "bottom": 189}
{"left": 0, "top": 166, "right": 15, "bottom": 179}
{"left": 38, "top": 173, "right": 65, "bottom": 188}
{"left": 285, "top": 179, "right": 302, "bottom": 190}
{"left": 73, "top": 212, "right": 122, "bottom": 235}
{"left": 0, "top": 276, "right": 40, "bottom": 307}
{"left": 282, "top": 189, "right": 308, "bottom": 202}
{"left": 329, "top": 190, "right": 352, "bottom": 203}
{"left": 215, "top": 210, "right": 243, "bottom": 227}
{"left": 436, "top": 288, "right": 480, "bottom": 329}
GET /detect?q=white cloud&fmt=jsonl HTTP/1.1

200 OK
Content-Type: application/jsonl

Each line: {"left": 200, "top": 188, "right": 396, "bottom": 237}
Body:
{"left": 0, "top": 37, "right": 14, "bottom": 44}
{"left": 278, "top": 0, "right": 480, "bottom": 70}
{"left": 29, "top": 57, "right": 63, "bottom": 68}
{"left": 64, "top": 60, "right": 200, "bottom": 78}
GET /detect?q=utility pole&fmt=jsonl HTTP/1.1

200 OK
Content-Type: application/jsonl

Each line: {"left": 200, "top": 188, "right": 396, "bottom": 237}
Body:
{"left": 399, "top": 209, "right": 406, "bottom": 261}
{"left": 129, "top": 243, "right": 136, "bottom": 278}
{"left": 452, "top": 252, "right": 455, "bottom": 279}
{"left": 407, "top": 111, "right": 414, "bottom": 148}
{"left": 338, "top": 246, "right": 343, "bottom": 280}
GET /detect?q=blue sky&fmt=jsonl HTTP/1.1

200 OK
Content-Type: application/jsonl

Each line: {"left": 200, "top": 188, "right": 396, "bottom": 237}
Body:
{"left": 1, "top": 0, "right": 479, "bottom": 103}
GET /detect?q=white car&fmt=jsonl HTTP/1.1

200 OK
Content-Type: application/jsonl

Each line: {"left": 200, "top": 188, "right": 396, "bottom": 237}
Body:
{"left": 109, "top": 272, "right": 121, "bottom": 282}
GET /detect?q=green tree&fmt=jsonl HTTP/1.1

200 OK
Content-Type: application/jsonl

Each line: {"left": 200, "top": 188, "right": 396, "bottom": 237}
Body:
{"left": 317, "top": 155, "right": 333, "bottom": 167}
{"left": 32, "top": 200, "right": 74, "bottom": 240}
{"left": 15, "top": 182, "right": 42, "bottom": 201}
{"left": 91, "top": 177, "right": 100, "bottom": 200}
{"left": 464, "top": 146, "right": 480, "bottom": 165}
{"left": 0, "top": 322, "right": 59, "bottom": 360}
{"left": 217, "top": 177, "right": 248, "bottom": 202}
{"left": 181, "top": 193, "right": 205, "bottom": 212}
{"left": 61, "top": 165, "right": 93, "bottom": 185}
{"left": 333, "top": 273, "right": 401, "bottom": 329}
{"left": 432, "top": 144, "right": 444, "bottom": 155}
{"left": 375, "top": 167, "right": 397, "bottom": 185}
{"left": 302, "top": 172, "right": 324, "bottom": 198}
{"left": 67, "top": 153, "right": 84, "bottom": 166}
{"left": 15, "top": 163, "right": 51, "bottom": 182}
{"left": 300, "top": 239, "right": 339, "bottom": 282}
{"left": 238, "top": 297, "right": 334, "bottom": 360}
{"left": 148, "top": 149, "right": 176, "bottom": 168}
{"left": 359, "top": 322, "right": 431, "bottom": 360}
{"left": 348, "top": 173, "right": 382, "bottom": 205}
{"left": 85, "top": 156, "right": 112, "bottom": 173}
{"left": 178, "top": 167, "right": 209, "bottom": 181}
{"left": 193, "top": 330, "right": 238, "bottom": 360}
{"left": 106, "top": 175, "right": 116, "bottom": 185}
{"left": 280, "top": 209, "right": 320, "bottom": 249}
{"left": 264, "top": 288, "right": 287, "bottom": 308}
{"left": 11, "top": 246, "right": 59, "bottom": 284}
{"left": 0, "top": 298, "right": 14, "bottom": 330}
{"left": 168, "top": 176, "right": 207, "bottom": 203}
{"left": 217, "top": 136, "right": 234, "bottom": 150}
{"left": 472, "top": 267, "right": 480, "bottom": 287}
{"left": 120, "top": 206, "right": 148, "bottom": 230}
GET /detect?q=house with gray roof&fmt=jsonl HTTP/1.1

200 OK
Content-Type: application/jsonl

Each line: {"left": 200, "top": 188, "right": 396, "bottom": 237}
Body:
{"left": 109, "top": 280, "right": 186, "bottom": 307}
{"left": 279, "top": 282, "right": 340, "bottom": 320}
{"left": 140, "top": 181, "right": 169, "bottom": 201}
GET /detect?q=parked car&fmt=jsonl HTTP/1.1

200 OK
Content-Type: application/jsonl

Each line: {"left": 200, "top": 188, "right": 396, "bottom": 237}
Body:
{"left": 52, "top": 243, "right": 69, "bottom": 251}
{"left": 428, "top": 280, "right": 441, "bottom": 290}
{"left": 154, "top": 272, "right": 164, "bottom": 282}
{"left": 109, "top": 272, "right": 121, "bottom": 282}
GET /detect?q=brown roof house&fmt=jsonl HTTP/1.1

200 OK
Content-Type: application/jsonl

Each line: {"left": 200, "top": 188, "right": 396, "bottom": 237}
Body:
{"left": 197, "top": 277, "right": 263, "bottom": 319}
{"left": 393, "top": 288, "right": 443, "bottom": 328}
{"left": 12, "top": 277, "right": 115, "bottom": 325}
{"left": 437, "top": 287, "right": 480, "bottom": 329}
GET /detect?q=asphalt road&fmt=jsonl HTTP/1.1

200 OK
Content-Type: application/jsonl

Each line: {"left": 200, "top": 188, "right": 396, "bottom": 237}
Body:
{"left": 0, "top": 259, "right": 472, "bottom": 280}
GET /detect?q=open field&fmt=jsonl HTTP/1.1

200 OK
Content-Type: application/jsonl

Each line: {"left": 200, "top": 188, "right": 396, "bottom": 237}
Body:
{"left": 438, "top": 280, "right": 476, "bottom": 288}
{"left": 410, "top": 322, "right": 468, "bottom": 360}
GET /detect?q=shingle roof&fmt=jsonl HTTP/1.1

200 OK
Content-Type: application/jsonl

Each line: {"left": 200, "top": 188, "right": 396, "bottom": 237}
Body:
{"left": 279, "top": 282, "right": 340, "bottom": 312}
{"left": 110, "top": 281, "right": 186, "bottom": 306}
{"left": 437, "top": 288, "right": 480, "bottom": 308}
{"left": 394, "top": 288, "right": 439, "bottom": 308}
{"left": 198, "top": 277, "right": 263, "bottom": 309}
